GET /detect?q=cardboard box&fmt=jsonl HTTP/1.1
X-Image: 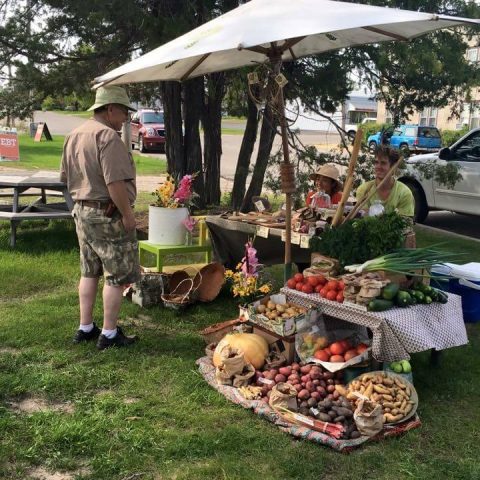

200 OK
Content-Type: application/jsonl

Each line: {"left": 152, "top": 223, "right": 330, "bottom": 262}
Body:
{"left": 247, "top": 293, "right": 307, "bottom": 336}
{"left": 251, "top": 324, "right": 296, "bottom": 364}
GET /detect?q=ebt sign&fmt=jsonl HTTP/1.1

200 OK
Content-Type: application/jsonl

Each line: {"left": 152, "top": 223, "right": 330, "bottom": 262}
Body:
{"left": 0, "top": 129, "right": 19, "bottom": 160}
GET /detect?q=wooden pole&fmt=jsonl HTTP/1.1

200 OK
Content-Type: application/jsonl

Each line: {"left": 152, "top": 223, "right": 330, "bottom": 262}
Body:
{"left": 331, "top": 128, "right": 363, "bottom": 227}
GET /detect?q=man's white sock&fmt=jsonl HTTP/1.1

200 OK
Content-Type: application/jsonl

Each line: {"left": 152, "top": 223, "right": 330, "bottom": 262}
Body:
{"left": 79, "top": 323, "right": 94, "bottom": 333}
{"left": 101, "top": 328, "right": 117, "bottom": 339}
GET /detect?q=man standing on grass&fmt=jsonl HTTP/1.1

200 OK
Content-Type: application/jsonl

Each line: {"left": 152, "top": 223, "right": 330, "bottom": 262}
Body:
{"left": 60, "top": 86, "right": 140, "bottom": 350}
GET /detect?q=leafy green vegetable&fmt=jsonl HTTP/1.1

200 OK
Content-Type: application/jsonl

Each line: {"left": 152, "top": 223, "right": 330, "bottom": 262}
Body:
{"left": 309, "top": 212, "right": 409, "bottom": 270}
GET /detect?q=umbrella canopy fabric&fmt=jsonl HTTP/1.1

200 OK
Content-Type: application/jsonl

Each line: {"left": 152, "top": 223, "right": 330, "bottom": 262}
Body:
{"left": 94, "top": 0, "right": 478, "bottom": 86}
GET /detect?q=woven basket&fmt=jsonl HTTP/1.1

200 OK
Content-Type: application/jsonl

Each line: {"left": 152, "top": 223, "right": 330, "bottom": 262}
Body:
{"left": 161, "top": 266, "right": 202, "bottom": 309}
{"left": 195, "top": 262, "right": 225, "bottom": 302}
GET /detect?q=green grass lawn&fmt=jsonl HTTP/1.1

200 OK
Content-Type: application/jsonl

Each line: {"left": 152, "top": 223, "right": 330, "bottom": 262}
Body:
{"left": 8, "top": 134, "right": 166, "bottom": 176}
{"left": 52, "top": 110, "right": 93, "bottom": 119}
{"left": 0, "top": 216, "right": 479, "bottom": 479}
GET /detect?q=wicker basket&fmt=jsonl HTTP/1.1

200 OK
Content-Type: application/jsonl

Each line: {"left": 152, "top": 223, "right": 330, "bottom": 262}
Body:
{"left": 161, "top": 267, "right": 202, "bottom": 309}
{"left": 195, "top": 262, "right": 225, "bottom": 302}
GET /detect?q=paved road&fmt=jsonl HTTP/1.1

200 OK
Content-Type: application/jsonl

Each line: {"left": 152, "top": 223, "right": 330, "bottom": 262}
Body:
{"left": 29, "top": 112, "right": 480, "bottom": 240}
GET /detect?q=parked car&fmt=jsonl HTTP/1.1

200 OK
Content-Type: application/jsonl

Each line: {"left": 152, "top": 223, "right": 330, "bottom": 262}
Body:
{"left": 368, "top": 125, "right": 442, "bottom": 155}
{"left": 398, "top": 127, "right": 480, "bottom": 223}
{"left": 346, "top": 117, "right": 377, "bottom": 140}
{"left": 130, "top": 109, "right": 166, "bottom": 152}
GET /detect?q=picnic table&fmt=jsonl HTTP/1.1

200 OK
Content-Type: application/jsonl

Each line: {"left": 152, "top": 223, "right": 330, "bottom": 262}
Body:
{"left": 0, "top": 172, "right": 74, "bottom": 247}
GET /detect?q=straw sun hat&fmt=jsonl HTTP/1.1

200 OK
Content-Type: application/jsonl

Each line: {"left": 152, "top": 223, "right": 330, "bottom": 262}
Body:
{"left": 88, "top": 86, "right": 137, "bottom": 112}
{"left": 309, "top": 164, "right": 341, "bottom": 185}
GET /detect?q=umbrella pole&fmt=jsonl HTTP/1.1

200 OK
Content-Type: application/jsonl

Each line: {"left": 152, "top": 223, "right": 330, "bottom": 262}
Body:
{"left": 276, "top": 85, "right": 293, "bottom": 282}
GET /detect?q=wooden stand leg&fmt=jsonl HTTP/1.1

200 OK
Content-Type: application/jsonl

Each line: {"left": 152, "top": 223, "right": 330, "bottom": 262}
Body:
{"left": 10, "top": 221, "right": 17, "bottom": 247}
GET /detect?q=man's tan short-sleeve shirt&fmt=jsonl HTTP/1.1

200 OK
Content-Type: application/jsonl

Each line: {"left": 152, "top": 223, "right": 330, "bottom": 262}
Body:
{"left": 60, "top": 118, "right": 136, "bottom": 204}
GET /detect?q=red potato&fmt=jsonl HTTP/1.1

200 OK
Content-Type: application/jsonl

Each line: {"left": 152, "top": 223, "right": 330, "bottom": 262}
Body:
{"left": 319, "top": 380, "right": 327, "bottom": 388}
{"left": 254, "top": 370, "right": 264, "bottom": 381}
{"left": 290, "top": 379, "right": 300, "bottom": 385}
{"left": 305, "top": 381, "right": 314, "bottom": 391}
{"left": 298, "top": 389, "right": 311, "bottom": 400}
{"left": 301, "top": 374, "right": 311, "bottom": 383}
{"left": 332, "top": 390, "right": 340, "bottom": 400}
{"left": 309, "top": 370, "right": 322, "bottom": 380}
{"left": 275, "top": 374, "right": 287, "bottom": 383}
{"left": 263, "top": 371, "right": 276, "bottom": 380}
{"left": 288, "top": 373, "right": 299, "bottom": 382}
{"left": 326, "top": 379, "right": 335, "bottom": 385}
{"left": 291, "top": 362, "right": 301, "bottom": 371}
{"left": 279, "top": 366, "right": 292, "bottom": 377}
{"left": 323, "top": 372, "right": 334, "bottom": 380}
{"left": 294, "top": 384, "right": 303, "bottom": 393}
{"left": 260, "top": 386, "right": 269, "bottom": 396}
{"left": 327, "top": 385, "right": 336, "bottom": 393}
{"left": 327, "top": 394, "right": 334, "bottom": 400}
{"left": 300, "top": 365, "right": 312, "bottom": 374}
{"left": 316, "top": 386, "right": 327, "bottom": 395}
{"left": 312, "top": 379, "right": 321, "bottom": 386}
{"left": 310, "top": 391, "right": 321, "bottom": 400}
{"left": 270, "top": 369, "right": 279, "bottom": 376}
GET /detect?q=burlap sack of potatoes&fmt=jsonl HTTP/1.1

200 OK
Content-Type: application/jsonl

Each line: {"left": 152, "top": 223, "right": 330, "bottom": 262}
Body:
{"left": 353, "top": 399, "right": 384, "bottom": 437}
{"left": 218, "top": 345, "right": 246, "bottom": 377}
{"left": 215, "top": 365, "right": 233, "bottom": 385}
{"left": 232, "top": 363, "right": 255, "bottom": 388}
{"left": 269, "top": 382, "right": 298, "bottom": 412}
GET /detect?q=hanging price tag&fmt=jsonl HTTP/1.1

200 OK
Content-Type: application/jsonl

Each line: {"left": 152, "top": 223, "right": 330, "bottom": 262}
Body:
{"left": 300, "top": 235, "right": 311, "bottom": 249}
{"left": 281, "top": 230, "right": 286, "bottom": 242}
{"left": 291, "top": 232, "right": 301, "bottom": 245}
{"left": 256, "top": 226, "right": 269, "bottom": 238}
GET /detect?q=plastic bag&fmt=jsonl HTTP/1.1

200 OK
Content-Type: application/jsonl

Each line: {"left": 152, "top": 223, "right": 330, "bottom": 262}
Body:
{"left": 295, "top": 310, "right": 328, "bottom": 362}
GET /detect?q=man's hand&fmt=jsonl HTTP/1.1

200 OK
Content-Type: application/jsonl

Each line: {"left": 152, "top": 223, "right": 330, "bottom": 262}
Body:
{"left": 122, "top": 212, "right": 136, "bottom": 233}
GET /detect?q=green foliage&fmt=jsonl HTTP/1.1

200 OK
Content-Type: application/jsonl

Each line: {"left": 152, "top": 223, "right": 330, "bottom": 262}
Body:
{"left": 410, "top": 159, "right": 463, "bottom": 190}
{"left": 309, "top": 212, "right": 410, "bottom": 269}
{"left": 440, "top": 126, "right": 470, "bottom": 147}
{"left": 362, "top": 122, "right": 392, "bottom": 143}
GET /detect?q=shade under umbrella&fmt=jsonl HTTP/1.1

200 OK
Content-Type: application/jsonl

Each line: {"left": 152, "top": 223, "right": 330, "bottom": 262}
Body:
{"left": 93, "top": 0, "right": 478, "bottom": 279}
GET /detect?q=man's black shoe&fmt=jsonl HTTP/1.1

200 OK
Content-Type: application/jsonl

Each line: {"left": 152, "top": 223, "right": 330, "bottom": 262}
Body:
{"left": 73, "top": 323, "right": 101, "bottom": 344}
{"left": 96, "top": 327, "right": 138, "bottom": 350}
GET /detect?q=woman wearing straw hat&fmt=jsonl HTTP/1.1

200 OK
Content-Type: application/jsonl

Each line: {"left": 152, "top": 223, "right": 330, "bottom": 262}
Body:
{"left": 306, "top": 164, "right": 343, "bottom": 207}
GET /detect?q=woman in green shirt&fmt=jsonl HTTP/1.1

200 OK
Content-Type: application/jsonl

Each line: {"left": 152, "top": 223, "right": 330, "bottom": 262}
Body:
{"left": 356, "top": 145, "right": 415, "bottom": 218}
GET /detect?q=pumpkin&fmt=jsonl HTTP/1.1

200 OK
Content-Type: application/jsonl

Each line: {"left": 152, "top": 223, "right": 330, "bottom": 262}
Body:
{"left": 213, "top": 333, "right": 269, "bottom": 370}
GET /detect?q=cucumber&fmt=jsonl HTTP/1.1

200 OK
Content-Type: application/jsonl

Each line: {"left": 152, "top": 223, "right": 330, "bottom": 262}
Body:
{"left": 424, "top": 295, "right": 433, "bottom": 304}
{"left": 368, "top": 299, "right": 394, "bottom": 312}
{"left": 432, "top": 288, "right": 448, "bottom": 304}
{"left": 382, "top": 283, "right": 400, "bottom": 301}
{"left": 395, "top": 290, "right": 413, "bottom": 308}
{"left": 411, "top": 290, "right": 425, "bottom": 303}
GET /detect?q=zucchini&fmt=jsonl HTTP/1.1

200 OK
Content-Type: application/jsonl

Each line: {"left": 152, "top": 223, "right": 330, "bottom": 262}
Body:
{"left": 368, "top": 299, "right": 394, "bottom": 312}
{"left": 395, "top": 290, "right": 413, "bottom": 308}
{"left": 382, "top": 283, "right": 400, "bottom": 300}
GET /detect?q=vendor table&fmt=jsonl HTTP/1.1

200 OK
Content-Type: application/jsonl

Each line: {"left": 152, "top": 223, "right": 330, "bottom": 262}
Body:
{"left": 281, "top": 287, "right": 468, "bottom": 362}
{"left": 206, "top": 215, "right": 310, "bottom": 267}
{"left": 0, "top": 172, "right": 74, "bottom": 247}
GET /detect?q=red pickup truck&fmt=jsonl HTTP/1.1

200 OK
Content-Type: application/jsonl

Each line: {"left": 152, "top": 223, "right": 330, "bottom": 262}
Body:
{"left": 130, "top": 109, "right": 166, "bottom": 153}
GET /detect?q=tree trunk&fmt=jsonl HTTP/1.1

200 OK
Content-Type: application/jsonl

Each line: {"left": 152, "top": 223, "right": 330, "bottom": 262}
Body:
{"left": 241, "top": 104, "right": 277, "bottom": 212}
{"left": 231, "top": 93, "right": 259, "bottom": 211}
{"left": 203, "top": 72, "right": 225, "bottom": 205}
{"left": 183, "top": 76, "right": 206, "bottom": 208}
{"left": 161, "top": 81, "right": 184, "bottom": 176}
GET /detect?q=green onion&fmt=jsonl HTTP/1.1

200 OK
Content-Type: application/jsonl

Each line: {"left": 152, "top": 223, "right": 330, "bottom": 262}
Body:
{"left": 344, "top": 247, "right": 464, "bottom": 275}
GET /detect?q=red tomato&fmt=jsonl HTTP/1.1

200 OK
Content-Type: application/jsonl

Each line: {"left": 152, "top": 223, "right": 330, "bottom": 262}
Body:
{"left": 314, "top": 349, "right": 330, "bottom": 362}
{"left": 330, "top": 341, "right": 345, "bottom": 355}
{"left": 344, "top": 349, "right": 359, "bottom": 361}
{"left": 294, "top": 273, "right": 304, "bottom": 283}
{"left": 336, "top": 292, "right": 344, "bottom": 303}
{"left": 296, "top": 282, "right": 304, "bottom": 291}
{"left": 301, "top": 283, "right": 314, "bottom": 294}
{"left": 315, "top": 284, "right": 323, "bottom": 293}
{"left": 287, "top": 278, "right": 297, "bottom": 289}
{"left": 326, "top": 290, "right": 337, "bottom": 301}
{"left": 319, "top": 288, "right": 328, "bottom": 298}
{"left": 339, "top": 339, "right": 351, "bottom": 351}
{"left": 323, "top": 347, "right": 332, "bottom": 356}
{"left": 330, "top": 354, "right": 345, "bottom": 363}
{"left": 307, "top": 276, "right": 319, "bottom": 287}
{"left": 356, "top": 343, "right": 369, "bottom": 354}
{"left": 316, "top": 275, "right": 327, "bottom": 286}
{"left": 326, "top": 280, "right": 339, "bottom": 291}
{"left": 337, "top": 280, "right": 345, "bottom": 290}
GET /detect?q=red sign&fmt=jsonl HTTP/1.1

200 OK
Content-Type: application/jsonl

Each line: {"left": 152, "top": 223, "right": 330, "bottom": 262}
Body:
{"left": 0, "top": 132, "right": 19, "bottom": 160}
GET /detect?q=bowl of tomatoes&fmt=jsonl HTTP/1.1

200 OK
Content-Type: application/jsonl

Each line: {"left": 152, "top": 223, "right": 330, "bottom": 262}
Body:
{"left": 285, "top": 273, "right": 345, "bottom": 303}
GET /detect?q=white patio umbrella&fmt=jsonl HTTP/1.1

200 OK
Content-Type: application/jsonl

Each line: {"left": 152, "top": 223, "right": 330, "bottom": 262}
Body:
{"left": 94, "top": 0, "right": 478, "bottom": 278}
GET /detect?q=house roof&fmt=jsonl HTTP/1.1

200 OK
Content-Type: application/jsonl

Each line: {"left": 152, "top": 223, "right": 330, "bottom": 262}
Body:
{"left": 347, "top": 95, "right": 377, "bottom": 112}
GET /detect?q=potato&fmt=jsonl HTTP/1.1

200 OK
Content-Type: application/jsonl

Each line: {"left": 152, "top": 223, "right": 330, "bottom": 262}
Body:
{"left": 276, "top": 304, "right": 286, "bottom": 313}
{"left": 267, "top": 301, "right": 276, "bottom": 309}
{"left": 298, "top": 389, "right": 310, "bottom": 400}
{"left": 256, "top": 304, "right": 266, "bottom": 314}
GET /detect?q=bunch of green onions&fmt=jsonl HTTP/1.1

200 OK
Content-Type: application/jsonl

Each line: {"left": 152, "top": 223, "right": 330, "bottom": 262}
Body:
{"left": 344, "top": 247, "right": 464, "bottom": 275}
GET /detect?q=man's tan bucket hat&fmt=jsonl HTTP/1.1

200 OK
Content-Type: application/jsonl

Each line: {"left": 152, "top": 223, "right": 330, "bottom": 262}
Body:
{"left": 88, "top": 86, "right": 136, "bottom": 112}
{"left": 309, "top": 164, "right": 341, "bottom": 184}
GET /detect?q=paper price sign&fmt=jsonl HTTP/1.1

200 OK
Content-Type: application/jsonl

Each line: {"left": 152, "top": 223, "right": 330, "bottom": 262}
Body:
{"left": 291, "top": 232, "right": 301, "bottom": 245}
{"left": 300, "top": 235, "right": 311, "bottom": 249}
{"left": 256, "top": 226, "right": 269, "bottom": 238}
{"left": 254, "top": 200, "right": 265, "bottom": 212}
{"left": 281, "top": 230, "right": 286, "bottom": 242}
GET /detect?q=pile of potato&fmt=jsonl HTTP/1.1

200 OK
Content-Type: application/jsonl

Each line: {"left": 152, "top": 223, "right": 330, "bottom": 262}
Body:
{"left": 346, "top": 372, "right": 416, "bottom": 424}
{"left": 255, "top": 300, "right": 306, "bottom": 320}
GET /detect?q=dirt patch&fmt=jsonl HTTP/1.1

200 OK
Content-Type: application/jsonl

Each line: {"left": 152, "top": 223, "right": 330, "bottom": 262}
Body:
{"left": 28, "top": 464, "right": 91, "bottom": 480}
{"left": 8, "top": 397, "right": 74, "bottom": 415}
{"left": 124, "top": 397, "right": 141, "bottom": 404}
{"left": 94, "top": 389, "right": 113, "bottom": 397}
{"left": 0, "top": 347, "right": 21, "bottom": 355}
{"left": 125, "top": 315, "right": 159, "bottom": 330}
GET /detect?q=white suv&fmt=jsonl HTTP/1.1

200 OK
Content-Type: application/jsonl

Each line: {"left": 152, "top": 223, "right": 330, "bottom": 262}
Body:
{"left": 346, "top": 117, "right": 377, "bottom": 139}
{"left": 399, "top": 128, "right": 480, "bottom": 223}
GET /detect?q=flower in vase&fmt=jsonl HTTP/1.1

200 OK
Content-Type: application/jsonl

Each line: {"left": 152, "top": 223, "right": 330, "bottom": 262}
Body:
{"left": 152, "top": 173, "right": 198, "bottom": 209}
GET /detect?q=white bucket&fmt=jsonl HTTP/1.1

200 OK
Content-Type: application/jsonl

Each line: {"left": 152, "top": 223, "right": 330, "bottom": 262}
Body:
{"left": 148, "top": 206, "right": 189, "bottom": 245}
